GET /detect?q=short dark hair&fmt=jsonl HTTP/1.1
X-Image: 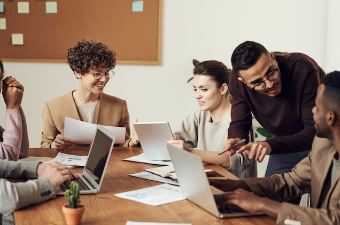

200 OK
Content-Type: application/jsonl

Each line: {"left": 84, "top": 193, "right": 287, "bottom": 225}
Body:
{"left": 231, "top": 41, "right": 270, "bottom": 75}
{"left": 193, "top": 60, "right": 230, "bottom": 87}
{"left": 322, "top": 71, "right": 340, "bottom": 114}
{"left": 0, "top": 59, "right": 4, "bottom": 76}
{"left": 67, "top": 39, "right": 116, "bottom": 75}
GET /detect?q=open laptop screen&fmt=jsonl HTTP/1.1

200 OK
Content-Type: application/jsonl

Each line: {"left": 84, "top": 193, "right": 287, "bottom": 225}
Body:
{"left": 84, "top": 127, "right": 113, "bottom": 184}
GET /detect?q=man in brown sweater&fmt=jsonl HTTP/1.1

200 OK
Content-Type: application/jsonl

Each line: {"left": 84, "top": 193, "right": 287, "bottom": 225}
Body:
{"left": 221, "top": 41, "right": 325, "bottom": 204}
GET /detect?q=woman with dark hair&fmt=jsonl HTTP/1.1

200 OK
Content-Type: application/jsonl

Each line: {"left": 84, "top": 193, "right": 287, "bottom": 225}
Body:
{"left": 167, "top": 60, "right": 256, "bottom": 178}
{"left": 0, "top": 59, "right": 29, "bottom": 160}
{"left": 41, "top": 40, "right": 136, "bottom": 150}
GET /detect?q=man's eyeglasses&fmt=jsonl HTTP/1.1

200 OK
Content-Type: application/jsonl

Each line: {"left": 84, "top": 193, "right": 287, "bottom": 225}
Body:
{"left": 90, "top": 70, "right": 115, "bottom": 80}
{"left": 250, "top": 68, "right": 279, "bottom": 91}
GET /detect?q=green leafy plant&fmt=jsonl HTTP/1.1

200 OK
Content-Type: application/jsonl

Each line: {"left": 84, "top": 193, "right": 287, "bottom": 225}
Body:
{"left": 255, "top": 127, "right": 274, "bottom": 141}
{"left": 64, "top": 181, "right": 81, "bottom": 208}
{"left": 187, "top": 59, "right": 200, "bottom": 83}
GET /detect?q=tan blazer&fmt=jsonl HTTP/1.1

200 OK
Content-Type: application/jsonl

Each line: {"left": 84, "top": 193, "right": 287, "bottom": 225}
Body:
{"left": 244, "top": 137, "right": 340, "bottom": 225}
{"left": 41, "top": 92, "right": 131, "bottom": 148}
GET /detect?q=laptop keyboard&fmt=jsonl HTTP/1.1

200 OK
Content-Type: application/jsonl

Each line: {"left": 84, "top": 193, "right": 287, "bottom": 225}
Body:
{"left": 59, "top": 177, "right": 90, "bottom": 192}
{"left": 213, "top": 194, "right": 249, "bottom": 214}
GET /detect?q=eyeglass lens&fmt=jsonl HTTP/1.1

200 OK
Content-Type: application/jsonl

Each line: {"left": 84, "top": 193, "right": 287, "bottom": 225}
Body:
{"left": 253, "top": 68, "right": 279, "bottom": 91}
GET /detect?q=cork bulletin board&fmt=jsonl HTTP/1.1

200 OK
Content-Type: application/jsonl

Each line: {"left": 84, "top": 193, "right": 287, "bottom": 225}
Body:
{"left": 0, "top": 0, "right": 162, "bottom": 64}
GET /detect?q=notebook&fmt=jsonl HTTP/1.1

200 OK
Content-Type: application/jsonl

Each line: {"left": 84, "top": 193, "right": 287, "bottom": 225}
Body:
{"left": 56, "top": 124, "right": 115, "bottom": 195}
{"left": 133, "top": 122, "right": 173, "bottom": 160}
{"left": 166, "top": 143, "right": 263, "bottom": 218}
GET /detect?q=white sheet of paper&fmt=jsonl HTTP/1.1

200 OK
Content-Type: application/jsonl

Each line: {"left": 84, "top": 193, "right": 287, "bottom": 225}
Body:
{"left": 115, "top": 184, "right": 184, "bottom": 206}
{"left": 123, "top": 153, "right": 172, "bottom": 166}
{"left": 45, "top": 152, "right": 88, "bottom": 167}
{"left": 129, "top": 171, "right": 179, "bottom": 186}
{"left": 12, "top": 33, "right": 24, "bottom": 45}
{"left": 18, "top": 2, "right": 29, "bottom": 13}
{"left": 64, "top": 117, "right": 126, "bottom": 144}
{"left": 0, "top": 18, "right": 6, "bottom": 30}
{"left": 126, "top": 222, "right": 191, "bottom": 225}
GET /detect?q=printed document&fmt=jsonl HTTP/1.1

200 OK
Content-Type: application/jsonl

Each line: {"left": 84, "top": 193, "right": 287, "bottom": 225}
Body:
{"left": 115, "top": 184, "right": 184, "bottom": 206}
{"left": 45, "top": 152, "right": 87, "bottom": 167}
{"left": 124, "top": 153, "right": 172, "bottom": 166}
{"left": 129, "top": 171, "right": 179, "bottom": 186}
{"left": 64, "top": 117, "right": 126, "bottom": 144}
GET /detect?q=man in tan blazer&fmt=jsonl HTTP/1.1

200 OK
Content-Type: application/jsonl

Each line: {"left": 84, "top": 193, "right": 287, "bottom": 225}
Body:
{"left": 209, "top": 71, "right": 340, "bottom": 225}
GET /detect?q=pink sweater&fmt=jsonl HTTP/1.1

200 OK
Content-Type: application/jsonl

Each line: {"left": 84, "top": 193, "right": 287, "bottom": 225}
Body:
{"left": 0, "top": 107, "right": 29, "bottom": 160}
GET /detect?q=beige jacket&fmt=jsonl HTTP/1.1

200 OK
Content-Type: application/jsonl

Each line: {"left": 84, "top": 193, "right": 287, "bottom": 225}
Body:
{"left": 244, "top": 137, "right": 340, "bottom": 225}
{"left": 41, "top": 92, "right": 130, "bottom": 148}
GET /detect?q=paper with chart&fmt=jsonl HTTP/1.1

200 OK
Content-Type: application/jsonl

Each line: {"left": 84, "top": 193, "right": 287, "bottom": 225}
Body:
{"left": 64, "top": 117, "right": 126, "bottom": 144}
{"left": 123, "top": 153, "right": 172, "bottom": 166}
{"left": 115, "top": 184, "right": 184, "bottom": 206}
{"left": 45, "top": 152, "right": 87, "bottom": 167}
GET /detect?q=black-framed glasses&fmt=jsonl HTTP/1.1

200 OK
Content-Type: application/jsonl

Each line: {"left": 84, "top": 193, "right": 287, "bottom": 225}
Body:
{"left": 250, "top": 68, "right": 279, "bottom": 91}
{"left": 90, "top": 70, "right": 115, "bottom": 80}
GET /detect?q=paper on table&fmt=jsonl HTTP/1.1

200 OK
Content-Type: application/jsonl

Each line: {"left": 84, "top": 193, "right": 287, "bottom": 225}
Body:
{"left": 45, "top": 152, "right": 87, "bottom": 167}
{"left": 115, "top": 184, "right": 184, "bottom": 206}
{"left": 123, "top": 153, "right": 172, "bottom": 166}
{"left": 64, "top": 117, "right": 126, "bottom": 144}
{"left": 126, "top": 222, "right": 191, "bottom": 225}
{"left": 129, "top": 171, "right": 179, "bottom": 186}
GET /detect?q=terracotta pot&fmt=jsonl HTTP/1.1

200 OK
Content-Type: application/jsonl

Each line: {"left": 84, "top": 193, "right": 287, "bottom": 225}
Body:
{"left": 62, "top": 204, "right": 85, "bottom": 225}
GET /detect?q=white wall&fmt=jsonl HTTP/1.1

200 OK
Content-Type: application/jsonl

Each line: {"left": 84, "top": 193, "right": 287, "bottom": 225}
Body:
{"left": 0, "top": 0, "right": 338, "bottom": 181}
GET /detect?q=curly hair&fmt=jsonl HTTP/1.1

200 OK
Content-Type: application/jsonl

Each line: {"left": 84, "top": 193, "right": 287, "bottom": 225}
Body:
{"left": 322, "top": 71, "right": 340, "bottom": 113}
{"left": 67, "top": 40, "right": 116, "bottom": 75}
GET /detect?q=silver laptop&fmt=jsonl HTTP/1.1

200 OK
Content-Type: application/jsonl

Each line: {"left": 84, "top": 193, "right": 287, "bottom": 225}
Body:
{"left": 133, "top": 122, "right": 173, "bottom": 160}
{"left": 57, "top": 124, "right": 115, "bottom": 195}
{"left": 166, "top": 143, "right": 263, "bottom": 218}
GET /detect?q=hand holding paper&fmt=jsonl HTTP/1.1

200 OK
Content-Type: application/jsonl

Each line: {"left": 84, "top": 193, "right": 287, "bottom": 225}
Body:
{"left": 64, "top": 117, "right": 126, "bottom": 144}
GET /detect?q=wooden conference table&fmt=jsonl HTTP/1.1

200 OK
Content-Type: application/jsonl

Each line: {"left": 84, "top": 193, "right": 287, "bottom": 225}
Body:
{"left": 13, "top": 147, "right": 275, "bottom": 225}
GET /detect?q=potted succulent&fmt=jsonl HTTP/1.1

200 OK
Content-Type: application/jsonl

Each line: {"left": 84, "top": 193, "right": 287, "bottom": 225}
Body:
{"left": 62, "top": 181, "right": 85, "bottom": 225}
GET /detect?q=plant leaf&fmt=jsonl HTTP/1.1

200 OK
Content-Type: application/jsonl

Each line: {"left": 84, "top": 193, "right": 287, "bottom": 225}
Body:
{"left": 193, "top": 59, "right": 200, "bottom": 66}
{"left": 256, "top": 127, "right": 273, "bottom": 138}
{"left": 187, "top": 77, "right": 193, "bottom": 83}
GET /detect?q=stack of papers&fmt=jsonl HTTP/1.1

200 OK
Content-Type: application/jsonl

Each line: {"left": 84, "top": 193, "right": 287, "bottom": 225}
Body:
{"left": 124, "top": 153, "right": 172, "bottom": 166}
{"left": 129, "top": 172, "right": 179, "bottom": 186}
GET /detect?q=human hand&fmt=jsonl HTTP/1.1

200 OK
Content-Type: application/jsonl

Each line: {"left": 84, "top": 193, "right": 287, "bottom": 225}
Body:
{"left": 2, "top": 76, "right": 24, "bottom": 110}
{"left": 129, "top": 118, "right": 140, "bottom": 147}
{"left": 218, "top": 189, "right": 280, "bottom": 218}
{"left": 221, "top": 138, "right": 245, "bottom": 156}
{"left": 37, "top": 161, "right": 77, "bottom": 186}
{"left": 166, "top": 134, "right": 191, "bottom": 152}
{"left": 236, "top": 141, "right": 271, "bottom": 162}
{"left": 219, "top": 189, "right": 263, "bottom": 212}
{"left": 53, "top": 134, "right": 74, "bottom": 150}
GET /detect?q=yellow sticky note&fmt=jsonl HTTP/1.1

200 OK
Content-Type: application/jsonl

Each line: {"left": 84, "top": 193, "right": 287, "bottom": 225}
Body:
{"left": 132, "top": 1, "right": 143, "bottom": 12}
{"left": 18, "top": 2, "right": 29, "bottom": 13}
{"left": 12, "top": 33, "right": 24, "bottom": 45}
{"left": 0, "top": 18, "right": 6, "bottom": 30}
{"left": 46, "top": 2, "right": 57, "bottom": 13}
